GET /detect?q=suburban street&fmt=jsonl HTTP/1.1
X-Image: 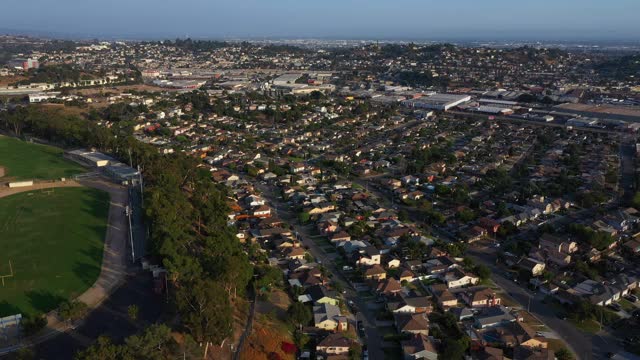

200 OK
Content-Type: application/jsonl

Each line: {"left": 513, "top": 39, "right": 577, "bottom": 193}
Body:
{"left": 351, "top": 176, "right": 620, "bottom": 360}
{"left": 467, "top": 244, "right": 623, "bottom": 360}
{"left": 255, "top": 182, "right": 386, "bottom": 360}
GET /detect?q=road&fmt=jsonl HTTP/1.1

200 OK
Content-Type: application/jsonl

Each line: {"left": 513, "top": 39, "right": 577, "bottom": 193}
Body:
{"left": 619, "top": 134, "right": 637, "bottom": 204}
{"left": 467, "top": 244, "right": 623, "bottom": 360}
{"left": 255, "top": 182, "right": 386, "bottom": 360}
{"left": 351, "top": 177, "right": 621, "bottom": 359}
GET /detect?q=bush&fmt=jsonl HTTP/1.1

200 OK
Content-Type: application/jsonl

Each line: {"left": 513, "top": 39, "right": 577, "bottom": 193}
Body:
{"left": 21, "top": 313, "right": 47, "bottom": 336}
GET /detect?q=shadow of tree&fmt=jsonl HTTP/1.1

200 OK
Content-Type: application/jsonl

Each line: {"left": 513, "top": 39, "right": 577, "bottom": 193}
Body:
{"left": 73, "top": 262, "right": 101, "bottom": 288}
{"left": 80, "top": 237, "right": 104, "bottom": 264}
{"left": 25, "top": 290, "right": 66, "bottom": 314}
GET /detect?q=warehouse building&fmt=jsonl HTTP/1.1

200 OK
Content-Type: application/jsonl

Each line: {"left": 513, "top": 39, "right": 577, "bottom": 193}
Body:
{"left": 401, "top": 93, "right": 471, "bottom": 111}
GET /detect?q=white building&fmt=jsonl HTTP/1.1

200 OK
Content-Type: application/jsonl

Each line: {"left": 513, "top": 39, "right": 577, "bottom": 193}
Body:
{"left": 402, "top": 94, "right": 471, "bottom": 111}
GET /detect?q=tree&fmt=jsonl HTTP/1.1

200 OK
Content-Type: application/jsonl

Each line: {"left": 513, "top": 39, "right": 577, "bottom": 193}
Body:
{"left": 175, "top": 279, "right": 232, "bottom": 344}
{"left": 632, "top": 191, "right": 640, "bottom": 209}
{"left": 76, "top": 324, "right": 186, "bottom": 360}
{"left": 440, "top": 337, "right": 469, "bottom": 360}
{"left": 348, "top": 345, "right": 362, "bottom": 360}
{"left": 58, "top": 300, "right": 88, "bottom": 321}
{"left": 474, "top": 264, "right": 491, "bottom": 281}
{"left": 555, "top": 348, "right": 575, "bottom": 360}
{"left": 15, "top": 348, "right": 35, "bottom": 360}
{"left": 293, "top": 330, "right": 310, "bottom": 349}
{"left": 298, "top": 212, "right": 311, "bottom": 224}
{"left": 21, "top": 313, "right": 47, "bottom": 336}
{"left": 287, "top": 302, "right": 312, "bottom": 327}
{"left": 255, "top": 265, "right": 283, "bottom": 291}
{"left": 127, "top": 305, "right": 139, "bottom": 322}
{"left": 75, "top": 336, "right": 121, "bottom": 360}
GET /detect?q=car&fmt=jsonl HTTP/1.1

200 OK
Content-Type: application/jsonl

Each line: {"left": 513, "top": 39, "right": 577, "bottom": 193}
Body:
{"left": 608, "top": 303, "right": 622, "bottom": 312}
{"left": 357, "top": 322, "right": 366, "bottom": 337}
{"left": 625, "top": 294, "right": 638, "bottom": 303}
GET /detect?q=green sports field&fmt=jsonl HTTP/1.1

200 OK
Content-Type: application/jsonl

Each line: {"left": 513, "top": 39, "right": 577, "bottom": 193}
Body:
{"left": 0, "top": 136, "right": 85, "bottom": 181}
{"left": 0, "top": 187, "right": 110, "bottom": 316}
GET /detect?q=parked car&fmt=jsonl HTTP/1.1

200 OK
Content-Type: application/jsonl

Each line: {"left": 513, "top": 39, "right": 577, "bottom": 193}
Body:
{"left": 624, "top": 294, "right": 638, "bottom": 303}
{"left": 608, "top": 303, "right": 622, "bottom": 312}
{"left": 357, "top": 321, "right": 366, "bottom": 337}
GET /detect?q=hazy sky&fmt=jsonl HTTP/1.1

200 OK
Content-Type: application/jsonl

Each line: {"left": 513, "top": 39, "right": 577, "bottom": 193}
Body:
{"left": 2, "top": 0, "right": 639, "bottom": 40}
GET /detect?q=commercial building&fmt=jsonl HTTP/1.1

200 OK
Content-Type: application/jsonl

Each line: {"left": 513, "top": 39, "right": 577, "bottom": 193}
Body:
{"left": 401, "top": 93, "right": 471, "bottom": 111}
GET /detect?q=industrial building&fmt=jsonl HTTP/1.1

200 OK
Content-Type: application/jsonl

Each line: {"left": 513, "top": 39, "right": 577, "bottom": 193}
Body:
{"left": 472, "top": 106, "right": 514, "bottom": 115}
{"left": 401, "top": 93, "right": 471, "bottom": 111}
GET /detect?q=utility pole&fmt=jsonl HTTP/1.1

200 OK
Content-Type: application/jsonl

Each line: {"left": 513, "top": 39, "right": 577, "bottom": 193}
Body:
{"left": 138, "top": 165, "right": 144, "bottom": 207}
{"left": 127, "top": 205, "right": 135, "bottom": 262}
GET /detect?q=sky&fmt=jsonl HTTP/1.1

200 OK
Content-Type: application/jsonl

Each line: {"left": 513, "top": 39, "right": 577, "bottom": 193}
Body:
{"left": 1, "top": 0, "right": 639, "bottom": 41}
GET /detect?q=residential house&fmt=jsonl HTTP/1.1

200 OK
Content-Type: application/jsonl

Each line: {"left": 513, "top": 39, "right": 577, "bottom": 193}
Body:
{"left": 364, "top": 264, "right": 387, "bottom": 281}
{"left": 399, "top": 268, "right": 416, "bottom": 283}
{"left": 253, "top": 205, "right": 272, "bottom": 218}
{"left": 474, "top": 306, "right": 516, "bottom": 329}
{"left": 443, "top": 268, "right": 480, "bottom": 288}
{"left": 401, "top": 334, "right": 438, "bottom": 360}
{"left": 305, "top": 285, "right": 340, "bottom": 306}
{"left": 376, "top": 278, "right": 403, "bottom": 296}
{"left": 518, "top": 258, "right": 546, "bottom": 277}
{"left": 387, "top": 294, "right": 432, "bottom": 314}
{"left": 285, "top": 247, "right": 306, "bottom": 260}
{"left": 394, "top": 312, "right": 429, "bottom": 335}
{"left": 313, "top": 303, "right": 348, "bottom": 331}
{"left": 316, "top": 333, "right": 352, "bottom": 356}
{"left": 430, "top": 284, "right": 457, "bottom": 309}
{"left": 387, "top": 258, "right": 402, "bottom": 269}
{"left": 461, "top": 287, "right": 501, "bottom": 308}
{"left": 330, "top": 231, "right": 351, "bottom": 244}
{"left": 356, "top": 246, "right": 381, "bottom": 266}
{"left": 512, "top": 345, "right": 554, "bottom": 360}
{"left": 473, "top": 347, "right": 504, "bottom": 360}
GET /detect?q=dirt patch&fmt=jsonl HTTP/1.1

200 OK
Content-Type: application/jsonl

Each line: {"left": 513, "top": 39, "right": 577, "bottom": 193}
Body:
{"left": 238, "top": 323, "right": 295, "bottom": 360}
{"left": 256, "top": 289, "right": 291, "bottom": 322}
{"left": 0, "top": 75, "right": 28, "bottom": 87}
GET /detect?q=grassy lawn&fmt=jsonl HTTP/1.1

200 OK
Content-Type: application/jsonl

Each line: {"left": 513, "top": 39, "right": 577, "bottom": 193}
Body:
{"left": 570, "top": 318, "right": 601, "bottom": 334}
{"left": 0, "top": 187, "right": 109, "bottom": 316}
{"left": 619, "top": 299, "right": 637, "bottom": 313}
{"left": 0, "top": 136, "right": 85, "bottom": 181}
{"left": 547, "top": 339, "right": 568, "bottom": 354}
{"left": 382, "top": 346, "right": 403, "bottom": 360}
